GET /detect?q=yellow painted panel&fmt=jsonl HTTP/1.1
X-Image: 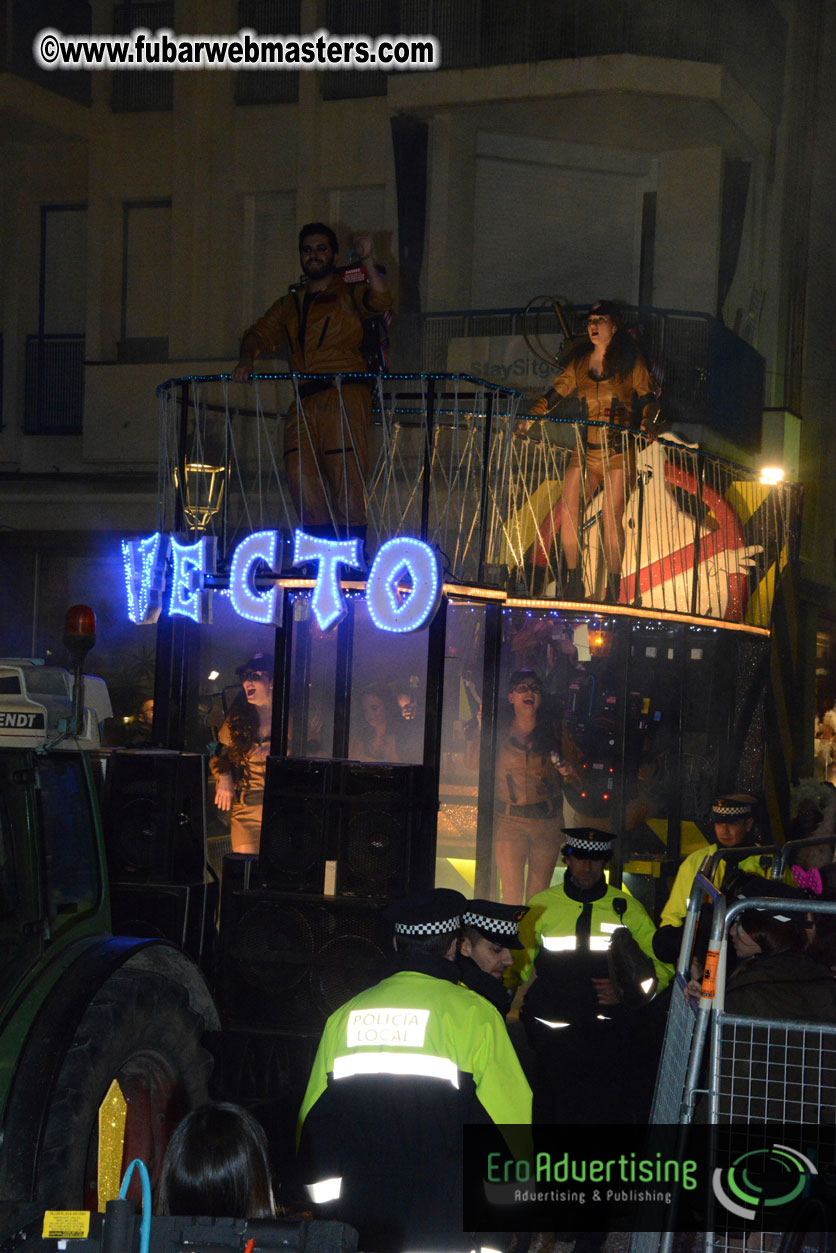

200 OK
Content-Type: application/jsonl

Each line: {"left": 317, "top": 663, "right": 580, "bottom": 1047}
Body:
{"left": 446, "top": 858, "right": 476, "bottom": 889}
{"left": 98, "top": 1078, "right": 127, "bottom": 1210}
{"left": 500, "top": 479, "right": 563, "bottom": 562}
{"left": 726, "top": 481, "right": 769, "bottom": 525}
{"left": 680, "top": 821, "right": 711, "bottom": 858}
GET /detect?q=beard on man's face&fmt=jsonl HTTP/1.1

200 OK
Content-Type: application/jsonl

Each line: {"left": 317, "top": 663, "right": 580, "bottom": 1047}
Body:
{"left": 301, "top": 252, "right": 335, "bottom": 280}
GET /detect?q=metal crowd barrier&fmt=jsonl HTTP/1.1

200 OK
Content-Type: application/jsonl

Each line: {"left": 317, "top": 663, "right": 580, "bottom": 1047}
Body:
{"left": 705, "top": 895, "right": 836, "bottom": 1253}
{"left": 629, "top": 872, "right": 724, "bottom": 1253}
{"left": 632, "top": 872, "right": 836, "bottom": 1253}
{"left": 704, "top": 835, "right": 836, "bottom": 886}
{"left": 706, "top": 845, "right": 784, "bottom": 884}
{"left": 772, "top": 834, "right": 836, "bottom": 878}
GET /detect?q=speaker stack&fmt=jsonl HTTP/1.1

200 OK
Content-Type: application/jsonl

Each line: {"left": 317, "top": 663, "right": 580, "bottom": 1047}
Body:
{"left": 217, "top": 757, "right": 437, "bottom": 1030}
{"left": 205, "top": 1022, "right": 321, "bottom": 1192}
{"left": 258, "top": 758, "right": 435, "bottom": 897}
{"left": 102, "top": 750, "right": 216, "bottom": 964}
{"left": 110, "top": 879, "right": 217, "bottom": 965}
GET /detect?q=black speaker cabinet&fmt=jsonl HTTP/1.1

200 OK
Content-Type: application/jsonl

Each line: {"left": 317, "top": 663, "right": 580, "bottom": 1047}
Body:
{"left": 335, "top": 761, "right": 435, "bottom": 897}
{"left": 218, "top": 889, "right": 392, "bottom": 1029}
{"left": 205, "top": 1024, "right": 321, "bottom": 1196}
{"left": 258, "top": 758, "right": 435, "bottom": 897}
{"left": 102, "top": 750, "right": 207, "bottom": 884}
{"left": 207, "top": 832, "right": 232, "bottom": 882}
{"left": 110, "top": 880, "right": 218, "bottom": 965}
{"left": 220, "top": 850, "right": 259, "bottom": 932}
{"left": 207, "top": 1024, "right": 320, "bottom": 1107}
{"left": 259, "top": 759, "right": 334, "bottom": 891}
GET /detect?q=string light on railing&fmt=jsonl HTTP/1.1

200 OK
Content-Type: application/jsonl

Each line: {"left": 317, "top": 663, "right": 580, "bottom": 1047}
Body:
{"left": 760, "top": 466, "right": 784, "bottom": 485}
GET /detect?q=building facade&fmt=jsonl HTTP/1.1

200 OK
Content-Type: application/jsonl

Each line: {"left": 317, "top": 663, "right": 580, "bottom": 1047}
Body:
{"left": 1, "top": 0, "right": 833, "bottom": 779}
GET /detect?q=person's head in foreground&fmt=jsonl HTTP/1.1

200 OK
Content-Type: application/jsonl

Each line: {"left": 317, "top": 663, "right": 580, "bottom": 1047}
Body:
{"left": 156, "top": 1102, "right": 276, "bottom": 1219}
{"left": 730, "top": 877, "right": 807, "bottom": 960}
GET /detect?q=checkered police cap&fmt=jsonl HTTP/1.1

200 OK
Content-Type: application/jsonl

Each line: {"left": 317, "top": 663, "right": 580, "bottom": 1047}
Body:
{"left": 562, "top": 828, "right": 615, "bottom": 858}
{"left": 384, "top": 888, "right": 466, "bottom": 936}
{"left": 712, "top": 794, "right": 757, "bottom": 820}
{"left": 394, "top": 915, "right": 462, "bottom": 936}
{"left": 463, "top": 900, "right": 528, "bottom": 947}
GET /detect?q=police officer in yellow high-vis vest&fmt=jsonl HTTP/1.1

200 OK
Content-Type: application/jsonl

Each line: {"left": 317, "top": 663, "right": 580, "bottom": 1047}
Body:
{"left": 298, "top": 888, "right": 532, "bottom": 1253}
{"left": 653, "top": 793, "right": 772, "bottom": 964}
{"left": 511, "top": 828, "right": 671, "bottom": 1125}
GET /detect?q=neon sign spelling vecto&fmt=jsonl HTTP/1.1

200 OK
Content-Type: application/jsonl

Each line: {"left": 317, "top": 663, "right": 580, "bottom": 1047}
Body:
{"left": 121, "top": 529, "right": 444, "bottom": 634}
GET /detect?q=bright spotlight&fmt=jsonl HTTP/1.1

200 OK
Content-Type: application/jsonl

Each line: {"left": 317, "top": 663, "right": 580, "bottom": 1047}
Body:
{"left": 760, "top": 466, "right": 784, "bottom": 485}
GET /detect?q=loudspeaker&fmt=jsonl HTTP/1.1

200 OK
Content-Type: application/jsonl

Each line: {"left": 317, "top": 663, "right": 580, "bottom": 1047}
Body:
{"left": 206, "top": 1024, "right": 319, "bottom": 1110}
{"left": 217, "top": 889, "right": 392, "bottom": 1029}
{"left": 259, "top": 759, "right": 334, "bottom": 891}
{"left": 205, "top": 1024, "right": 321, "bottom": 1199}
{"left": 102, "top": 750, "right": 207, "bottom": 884}
{"left": 220, "top": 851, "right": 259, "bottom": 930}
{"left": 207, "top": 832, "right": 232, "bottom": 882}
{"left": 258, "top": 758, "right": 436, "bottom": 897}
{"left": 110, "top": 880, "right": 218, "bottom": 965}
{"left": 335, "top": 761, "right": 435, "bottom": 897}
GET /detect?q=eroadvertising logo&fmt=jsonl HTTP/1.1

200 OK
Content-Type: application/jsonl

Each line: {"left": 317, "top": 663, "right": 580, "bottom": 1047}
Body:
{"left": 712, "top": 1143, "right": 817, "bottom": 1222}
{"left": 462, "top": 1125, "right": 835, "bottom": 1234}
{"left": 463, "top": 1125, "right": 708, "bottom": 1233}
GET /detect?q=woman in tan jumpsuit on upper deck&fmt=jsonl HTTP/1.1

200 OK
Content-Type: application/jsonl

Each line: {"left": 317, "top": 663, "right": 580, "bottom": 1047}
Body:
{"left": 526, "top": 300, "right": 660, "bottom": 604}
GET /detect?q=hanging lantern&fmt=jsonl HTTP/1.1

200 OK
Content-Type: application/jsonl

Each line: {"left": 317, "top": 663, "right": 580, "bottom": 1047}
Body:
{"left": 173, "top": 462, "right": 225, "bottom": 531}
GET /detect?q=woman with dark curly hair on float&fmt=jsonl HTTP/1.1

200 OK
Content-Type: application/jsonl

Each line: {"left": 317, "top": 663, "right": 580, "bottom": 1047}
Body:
{"left": 526, "top": 300, "right": 660, "bottom": 604}
{"left": 210, "top": 653, "right": 273, "bottom": 854}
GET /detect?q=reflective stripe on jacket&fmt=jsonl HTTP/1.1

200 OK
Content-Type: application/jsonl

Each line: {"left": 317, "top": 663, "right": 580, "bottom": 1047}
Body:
{"left": 299, "top": 967, "right": 531, "bottom": 1133}
{"left": 512, "top": 880, "right": 671, "bottom": 992}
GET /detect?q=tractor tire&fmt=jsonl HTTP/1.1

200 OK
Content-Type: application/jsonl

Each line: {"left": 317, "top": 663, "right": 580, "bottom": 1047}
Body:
{"left": 34, "top": 967, "right": 212, "bottom": 1210}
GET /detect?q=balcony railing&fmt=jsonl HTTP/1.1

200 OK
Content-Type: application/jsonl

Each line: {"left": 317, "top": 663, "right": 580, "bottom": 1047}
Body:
{"left": 24, "top": 334, "right": 85, "bottom": 434}
{"left": 111, "top": 2, "right": 173, "bottom": 112}
{"left": 234, "top": 0, "right": 300, "bottom": 104}
{"left": 157, "top": 372, "right": 801, "bottom": 630}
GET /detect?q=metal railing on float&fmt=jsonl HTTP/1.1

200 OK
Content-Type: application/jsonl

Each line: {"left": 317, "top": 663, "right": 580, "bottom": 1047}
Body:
{"left": 156, "top": 372, "right": 802, "bottom": 629}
